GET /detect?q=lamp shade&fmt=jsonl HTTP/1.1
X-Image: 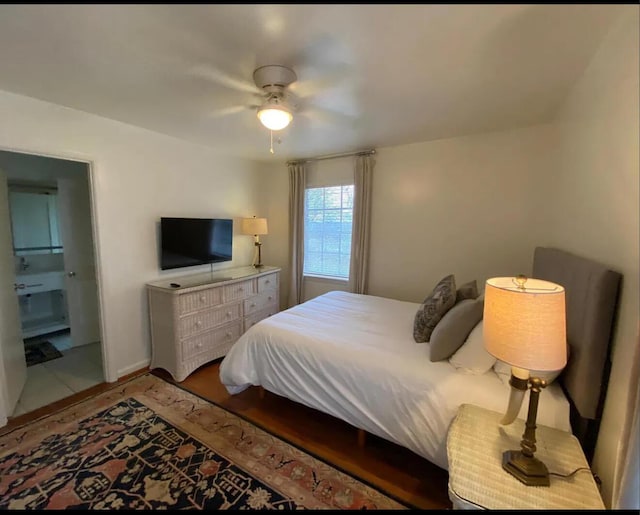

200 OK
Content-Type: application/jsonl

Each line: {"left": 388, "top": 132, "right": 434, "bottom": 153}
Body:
{"left": 483, "top": 277, "right": 567, "bottom": 372}
{"left": 257, "top": 105, "right": 292, "bottom": 131}
{"left": 241, "top": 217, "right": 268, "bottom": 236}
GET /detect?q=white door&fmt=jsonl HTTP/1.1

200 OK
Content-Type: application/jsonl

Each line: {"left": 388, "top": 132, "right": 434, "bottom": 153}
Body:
{"left": 0, "top": 169, "right": 27, "bottom": 417}
{"left": 57, "top": 176, "right": 100, "bottom": 347}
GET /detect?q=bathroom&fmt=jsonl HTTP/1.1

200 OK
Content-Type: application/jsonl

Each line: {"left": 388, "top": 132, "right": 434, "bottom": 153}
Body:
{"left": 1, "top": 150, "right": 104, "bottom": 418}
{"left": 11, "top": 185, "right": 69, "bottom": 342}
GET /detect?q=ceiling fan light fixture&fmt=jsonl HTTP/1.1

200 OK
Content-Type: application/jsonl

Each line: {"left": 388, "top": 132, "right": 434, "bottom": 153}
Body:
{"left": 257, "top": 104, "right": 292, "bottom": 131}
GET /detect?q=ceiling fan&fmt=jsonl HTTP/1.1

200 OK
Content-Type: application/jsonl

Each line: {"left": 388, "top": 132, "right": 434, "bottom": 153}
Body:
{"left": 193, "top": 61, "right": 355, "bottom": 153}
{"left": 252, "top": 64, "right": 298, "bottom": 132}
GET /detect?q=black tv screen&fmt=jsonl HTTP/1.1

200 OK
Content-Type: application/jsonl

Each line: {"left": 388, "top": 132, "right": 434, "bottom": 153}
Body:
{"left": 160, "top": 217, "right": 233, "bottom": 270}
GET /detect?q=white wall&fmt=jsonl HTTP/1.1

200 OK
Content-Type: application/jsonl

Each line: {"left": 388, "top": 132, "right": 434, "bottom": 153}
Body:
{"left": 261, "top": 124, "right": 557, "bottom": 307}
{"left": 368, "top": 124, "right": 556, "bottom": 303}
{"left": 0, "top": 90, "right": 263, "bottom": 381}
{"left": 256, "top": 161, "right": 290, "bottom": 309}
{"left": 544, "top": 8, "right": 639, "bottom": 507}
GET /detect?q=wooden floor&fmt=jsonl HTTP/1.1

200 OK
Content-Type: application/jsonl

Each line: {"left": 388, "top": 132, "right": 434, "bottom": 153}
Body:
{"left": 3, "top": 361, "right": 452, "bottom": 510}
{"left": 154, "top": 360, "right": 452, "bottom": 510}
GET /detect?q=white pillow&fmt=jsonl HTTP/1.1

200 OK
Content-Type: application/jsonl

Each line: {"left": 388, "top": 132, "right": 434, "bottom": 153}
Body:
{"left": 493, "top": 359, "right": 563, "bottom": 386}
{"left": 449, "top": 320, "right": 496, "bottom": 374}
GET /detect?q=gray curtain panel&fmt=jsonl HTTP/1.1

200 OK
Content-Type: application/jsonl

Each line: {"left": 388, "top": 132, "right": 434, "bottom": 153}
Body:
{"left": 349, "top": 154, "right": 374, "bottom": 294}
{"left": 288, "top": 162, "right": 306, "bottom": 307}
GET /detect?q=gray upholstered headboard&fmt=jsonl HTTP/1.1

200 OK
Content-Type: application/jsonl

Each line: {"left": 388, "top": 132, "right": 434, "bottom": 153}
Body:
{"left": 532, "top": 246, "right": 621, "bottom": 460}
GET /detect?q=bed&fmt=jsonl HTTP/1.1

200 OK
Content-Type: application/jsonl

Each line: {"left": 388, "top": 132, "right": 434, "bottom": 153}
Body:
{"left": 219, "top": 247, "right": 621, "bottom": 469}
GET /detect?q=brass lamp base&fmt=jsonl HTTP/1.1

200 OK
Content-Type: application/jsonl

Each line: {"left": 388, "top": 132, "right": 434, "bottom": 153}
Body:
{"left": 252, "top": 241, "right": 264, "bottom": 268}
{"left": 502, "top": 450, "right": 550, "bottom": 486}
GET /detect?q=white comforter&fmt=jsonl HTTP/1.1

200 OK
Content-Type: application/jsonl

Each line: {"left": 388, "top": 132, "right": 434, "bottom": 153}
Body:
{"left": 219, "top": 291, "right": 571, "bottom": 470}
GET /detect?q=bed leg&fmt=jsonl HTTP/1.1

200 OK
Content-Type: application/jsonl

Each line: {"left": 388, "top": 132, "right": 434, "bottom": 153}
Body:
{"left": 258, "top": 386, "right": 265, "bottom": 400}
{"left": 357, "top": 429, "right": 366, "bottom": 448}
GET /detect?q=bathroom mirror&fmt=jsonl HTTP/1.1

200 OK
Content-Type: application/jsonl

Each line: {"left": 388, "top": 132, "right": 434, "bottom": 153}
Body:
{"left": 8, "top": 184, "right": 63, "bottom": 256}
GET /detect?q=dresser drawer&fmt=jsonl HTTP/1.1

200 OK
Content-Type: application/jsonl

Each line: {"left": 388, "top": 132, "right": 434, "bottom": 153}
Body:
{"left": 244, "top": 291, "right": 278, "bottom": 316}
{"left": 178, "top": 302, "right": 242, "bottom": 338}
{"left": 258, "top": 273, "right": 278, "bottom": 293}
{"left": 178, "top": 288, "right": 223, "bottom": 315}
{"left": 223, "top": 279, "right": 255, "bottom": 303}
{"left": 244, "top": 306, "right": 278, "bottom": 332}
{"left": 181, "top": 321, "right": 242, "bottom": 360}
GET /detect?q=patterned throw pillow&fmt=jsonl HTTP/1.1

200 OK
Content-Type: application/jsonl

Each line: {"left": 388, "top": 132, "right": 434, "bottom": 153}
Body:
{"left": 413, "top": 274, "right": 457, "bottom": 343}
{"left": 455, "top": 280, "right": 479, "bottom": 303}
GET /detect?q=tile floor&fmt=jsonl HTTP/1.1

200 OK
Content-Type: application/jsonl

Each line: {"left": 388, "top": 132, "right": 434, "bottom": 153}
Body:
{"left": 12, "top": 331, "right": 104, "bottom": 417}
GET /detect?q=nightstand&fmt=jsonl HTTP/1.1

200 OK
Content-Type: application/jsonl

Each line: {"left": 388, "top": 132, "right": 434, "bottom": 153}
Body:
{"left": 446, "top": 404, "right": 605, "bottom": 509}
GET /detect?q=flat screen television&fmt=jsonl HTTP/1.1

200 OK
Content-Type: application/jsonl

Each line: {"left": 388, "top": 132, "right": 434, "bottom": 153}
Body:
{"left": 160, "top": 217, "right": 233, "bottom": 270}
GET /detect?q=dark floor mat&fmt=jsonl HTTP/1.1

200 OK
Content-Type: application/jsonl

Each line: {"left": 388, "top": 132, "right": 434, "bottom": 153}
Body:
{"left": 25, "top": 341, "right": 63, "bottom": 367}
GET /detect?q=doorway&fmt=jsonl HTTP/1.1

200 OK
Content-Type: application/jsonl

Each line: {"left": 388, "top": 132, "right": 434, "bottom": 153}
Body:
{"left": 0, "top": 150, "right": 104, "bottom": 418}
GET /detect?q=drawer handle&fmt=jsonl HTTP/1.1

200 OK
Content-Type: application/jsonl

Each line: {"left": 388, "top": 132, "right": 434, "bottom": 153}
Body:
{"left": 200, "top": 296, "right": 206, "bottom": 302}
{"left": 226, "top": 311, "right": 232, "bottom": 317}
{"left": 196, "top": 320, "right": 203, "bottom": 327}
{"left": 196, "top": 342, "right": 203, "bottom": 349}
{"left": 268, "top": 296, "right": 273, "bottom": 301}
{"left": 250, "top": 302, "right": 256, "bottom": 308}
{"left": 238, "top": 287, "right": 244, "bottom": 292}
{"left": 226, "top": 331, "right": 232, "bottom": 338}
{"left": 265, "top": 280, "right": 270, "bottom": 284}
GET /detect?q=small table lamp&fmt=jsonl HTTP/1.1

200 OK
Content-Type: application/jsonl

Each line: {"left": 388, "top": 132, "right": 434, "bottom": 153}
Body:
{"left": 241, "top": 216, "right": 268, "bottom": 268}
{"left": 483, "top": 275, "right": 567, "bottom": 486}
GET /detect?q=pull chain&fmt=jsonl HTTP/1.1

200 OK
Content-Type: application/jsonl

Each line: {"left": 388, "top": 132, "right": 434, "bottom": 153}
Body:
{"left": 270, "top": 130, "right": 274, "bottom": 154}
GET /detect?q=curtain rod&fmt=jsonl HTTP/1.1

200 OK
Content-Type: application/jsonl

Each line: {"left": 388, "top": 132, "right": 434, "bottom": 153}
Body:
{"left": 287, "top": 149, "right": 375, "bottom": 166}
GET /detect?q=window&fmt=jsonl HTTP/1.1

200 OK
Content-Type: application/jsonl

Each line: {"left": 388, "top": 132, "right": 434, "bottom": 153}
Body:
{"left": 304, "top": 185, "right": 354, "bottom": 279}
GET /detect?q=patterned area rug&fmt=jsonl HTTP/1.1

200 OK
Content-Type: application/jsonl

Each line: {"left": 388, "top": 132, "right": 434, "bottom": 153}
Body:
{"left": 0, "top": 374, "right": 406, "bottom": 510}
{"left": 24, "top": 341, "right": 63, "bottom": 367}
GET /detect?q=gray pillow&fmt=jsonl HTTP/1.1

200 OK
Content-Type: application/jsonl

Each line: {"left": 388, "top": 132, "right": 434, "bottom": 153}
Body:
{"left": 413, "top": 274, "right": 456, "bottom": 343}
{"left": 429, "top": 297, "right": 484, "bottom": 361}
{"left": 455, "top": 280, "right": 478, "bottom": 303}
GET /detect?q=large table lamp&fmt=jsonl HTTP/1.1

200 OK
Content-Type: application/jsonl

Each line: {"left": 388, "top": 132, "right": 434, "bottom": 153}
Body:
{"left": 241, "top": 216, "right": 268, "bottom": 268}
{"left": 483, "top": 275, "right": 567, "bottom": 486}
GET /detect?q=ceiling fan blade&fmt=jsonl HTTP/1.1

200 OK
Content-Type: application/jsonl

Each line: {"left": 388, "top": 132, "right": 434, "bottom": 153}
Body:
{"left": 288, "top": 63, "right": 352, "bottom": 99}
{"left": 207, "top": 104, "right": 256, "bottom": 118}
{"left": 191, "top": 64, "right": 262, "bottom": 94}
{"left": 295, "top": 85, "right": 360, "bottom": 121}
{"left": 299, "top": 105, "right": 359, "bottom": 128}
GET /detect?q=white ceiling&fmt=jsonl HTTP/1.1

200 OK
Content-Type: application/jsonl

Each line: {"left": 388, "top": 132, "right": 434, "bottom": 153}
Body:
{"left": 0, "top": 4, "right": 624, "bottom": 162}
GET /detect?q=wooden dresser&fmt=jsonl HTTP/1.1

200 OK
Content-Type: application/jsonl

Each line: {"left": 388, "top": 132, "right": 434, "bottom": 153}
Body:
{"left": 146, "top": 265, "right": 280, "bottom": 381}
